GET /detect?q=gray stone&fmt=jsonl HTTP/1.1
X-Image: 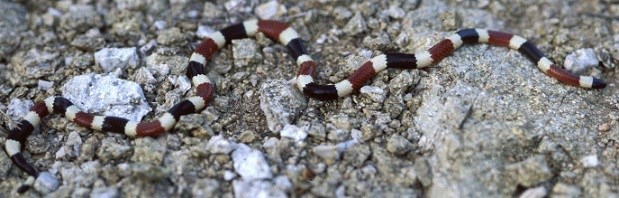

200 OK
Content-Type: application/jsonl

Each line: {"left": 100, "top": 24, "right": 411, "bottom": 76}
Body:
{"left": 519, "top": 186, "right": 547, "bottom": 198}
{"left": 312, "top": 144, "right": 340, "bottom": 165}
{"left": 55, "top": 131, "right": 83, "bottom": 160}
{"left": 552, "top": 183, "right": 582, "bottom": 197}
{"left": 359, "top": 86, "right": 386, "bottom": 103}
{"left": 61, "top": 73, "right": 151, "bottom": 122}
{"left": 59, "top": 161, "right": 100, "bottom": 187}
{"left": 233, "top": 180, "right": 287, "bottom": 198}
{"left": 90, "top": 187, "right": 119, "bottom": 198}
{"left": 0, "top": 1, "right": 27, "bottom": 59}
{"left": 0, "top": 148, "right": 11, "bottom": 177}
{"left": 202, "top": 2, "right": 223, "bottom": 19}
{"left": 192, "top": 179, "right": 220, "bottom": 197}
{"left": 131, "top": 138, "right": 166, "bottom": 165}
{"left": 232, "top": 39, "right": 262, "bottom": 68}
{"left": 156, "top": 28, "right": 185, "bottom": 45}
{"left": 34, "top": 172, "right": 60, "bottom": 193}
{"left": 343, "top": 143, "right": 371, "bottom": 167}
{"left": 255, "top": 0, "right": 286, "bottom": 19}
{"left": 59, "top": 5, "right": 103, "bottom": 34}
{"left": 114, "top": 0, "right": 146, "bottom": 11}
{"left": 232, "top": 144, "right": 273, "bottom": 181}
{"left": 97, "top": 137, "right": 131, "bottom": 161}
{"left": 38, "top": 80, "right": 54, "bottom": 90}
{"left": 5, "top": 98, "right": 33, "bottom": 121}
{"left": 70, "top": 29, "right": 105, "bottom": 51}
{"left": 343, "top": 12, "right": 367, "bottom": 36}
{"left": 94, "top": 47, "right": 139, "bottom": 73}
{"left": 505, "top": 155, "right": 553, "bottom": 187}
{"left": 206, "top": 135, "right": 237, "bottom": 154}
{"left": 386, "top": 134, "right": 412, "bottom": 155}
{"left": 280, "top": 124, "right": 308, "bottom": 142}
{"left": 11, "top": 48, "right": 61, "bottom": 78}
{"left": 259, "top": 79, "right": 307, "bottom": 132}
{"left": 564, "top": 48, "right": 599, "bottom": 74}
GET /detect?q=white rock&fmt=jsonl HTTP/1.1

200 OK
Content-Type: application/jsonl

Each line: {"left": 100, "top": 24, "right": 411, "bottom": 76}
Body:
{"left": 6, "top": 98, "right": 33, "bottom": 121}
{"left": 55, "top": 131, "right": 83, "bottom": 159}
{"left": 335, "top": 139, "right": 359, "bottom": 152}
{"left": 224, "top": 0, "right": 243, "bottom": 11}
{"left": 255, "top": 0, "right": 286, "bottom": 19}
{"left": 223, "top": 170, "right": 236, "bottom": 181}
{"left": 564, "top": 48, "right": 598, "bottom": 74}
{"left": 38, "top": 80, "right": 54, "bottom": 90}
{"left": 280, "top": 124, "right": 308, "bottom": 142}
{"left": 196, "top": 25, "right": 215, "bottom": 39}
{"left": 61, "top": 73, "right": 151, "bottom": 122}
{"left": 232, "top": 144, "right": 272, "bottom": 181}
{"left": 233, "top": 180, "right": 286, "bottom": 198}
{"left": 94, "top": 47, "right": 139, "bottom": 73}
{"left": 273, "top": 175, "right": 292, "bottom": 191}
{"left": 34, "top": 172, "right": 59, "bottom": 193}
{"left": 519, "top": 186, "right": 547, "bottom": 198}
{"left": 153, "top": 20, "right": 166, "bottom": 30}
{"left": 90, "top": 187, "right": 119, "bottom": 198}
{"left": 581, "top": 155, "right": 599, "bottom": 168}
{"left": 206, "top": 135, "right": 237, "bottom": 154}
{"left": 359, "top": 85, "right": 386, "bottom": 102}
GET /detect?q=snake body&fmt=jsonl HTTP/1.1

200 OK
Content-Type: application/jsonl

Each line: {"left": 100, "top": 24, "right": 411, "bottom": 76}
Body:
{"left": 3, "top": 19, "right": 606, "bottom": 193}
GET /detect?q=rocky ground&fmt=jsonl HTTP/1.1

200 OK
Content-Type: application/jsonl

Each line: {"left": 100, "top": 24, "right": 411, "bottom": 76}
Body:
{"left": 0, "top": 0, "right": 618, "bottom": 197}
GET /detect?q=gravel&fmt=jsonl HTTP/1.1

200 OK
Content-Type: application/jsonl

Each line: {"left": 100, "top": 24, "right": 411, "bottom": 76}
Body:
{"left": 1, "top": 0, "right": 617, "bottom": 197}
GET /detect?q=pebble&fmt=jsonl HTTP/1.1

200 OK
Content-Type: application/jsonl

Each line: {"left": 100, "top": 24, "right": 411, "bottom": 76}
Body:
{"left": 232, "top": 144, "right": 273, "bottom": 181}
{"left": 359, "top": 86, "right": 386, "bottom": 102}
{"left": 386, "top": 134, "right": 412, "bottom": 155}
{"left": 343, "top": 12, "right": 367, "bottom": 35}
{"left": 385, "top": 5, "right": 405, "bottom": 19}
{"left": 505, "top": 155, "right": 553, "bottom": 186}
{"left": 232, "top": 39, "right": 262, "bottom": 67}
{"left": 5, "top": 98, "right": 33, "bottom": 121}
{"left": 224, "top": 0, "right": 244, "bottom": 11}
{"left": 259, "top": 79, "right": 307, "bottom": 132}
{"left": 597, "top": 122, "right": 610, "bottom": 132}
{"left": 273, "top": 175, "right": 292, "bottom": 191}
{"left": 90, "top": 187, "right": 119, "bottom": 198}
{"left": 61, "top": 73, "right": 151, "bottom": 122}
{"left": 114, "top": 0, "right": 146, "bottom": 10}
{"left": 131, "top": 138, "right": 166, "bottom": 165}
{"left": 280, "top": 124, "right": 308, "bottom": 142}
{"left": 97, "top": 137, "right": 131, "bottom": 161}
{"left": 343, "top": 144, "right": 371, "bottom": 167}
{"left": 38, "top": 80, "right": 54, "bottom": 90}
{"left": 232, "top": 180, "right": 287, "bottom": 198}
{"left": 94, "top": 47, "right": 139, "bottom": 73}
{"left": 192, "top": 179, "right": 220, "bottom": 197}
{"left": 59, "top": 5, "right": 103, "bottom": 33}
{"left": 34, "top": 172, "right": 60, "bottom": 193}
{"left": 312, "top": 144, "right": 340, "bottom": 165}
{"left": 255, "top": 0, "right": 286, "bottom": 19}
{"left": 207, "top": 135, "right": 237, "bottom": 154}
{"left": 0, "top": 1, "right": 27, "bottom": 59}
{"left": 11, "top": 48, "right": 60, "bottom": 78}
{"left": 55, "top": 131, "right": 83, "bottom": 160}
{"left": 0, "top": 151, "right": 11, "bottom": 177}
{"left": 223, "top": 170, "right": 236, "bottom": 181}
{"left": 156, "top": 27, "right": 185, "bottom": 45}
{"left": 563, "top": 48, "right": 599, "bottom": 74}
{"left": 70, "top": 29, "right": 105, "bottom": 51}
{"left": 196, "top": 25, "right": 215, "bottom": 39}
{"left": 581, "top": 155, "right": 599, "bottom": 168}
{"left": 519, "top": 186, "right": 547, "bottom": 198}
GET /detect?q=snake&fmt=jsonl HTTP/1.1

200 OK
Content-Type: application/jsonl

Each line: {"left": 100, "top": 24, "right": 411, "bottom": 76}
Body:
{"left": 2, "top": 19, "right": 606, "bottom": 193}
